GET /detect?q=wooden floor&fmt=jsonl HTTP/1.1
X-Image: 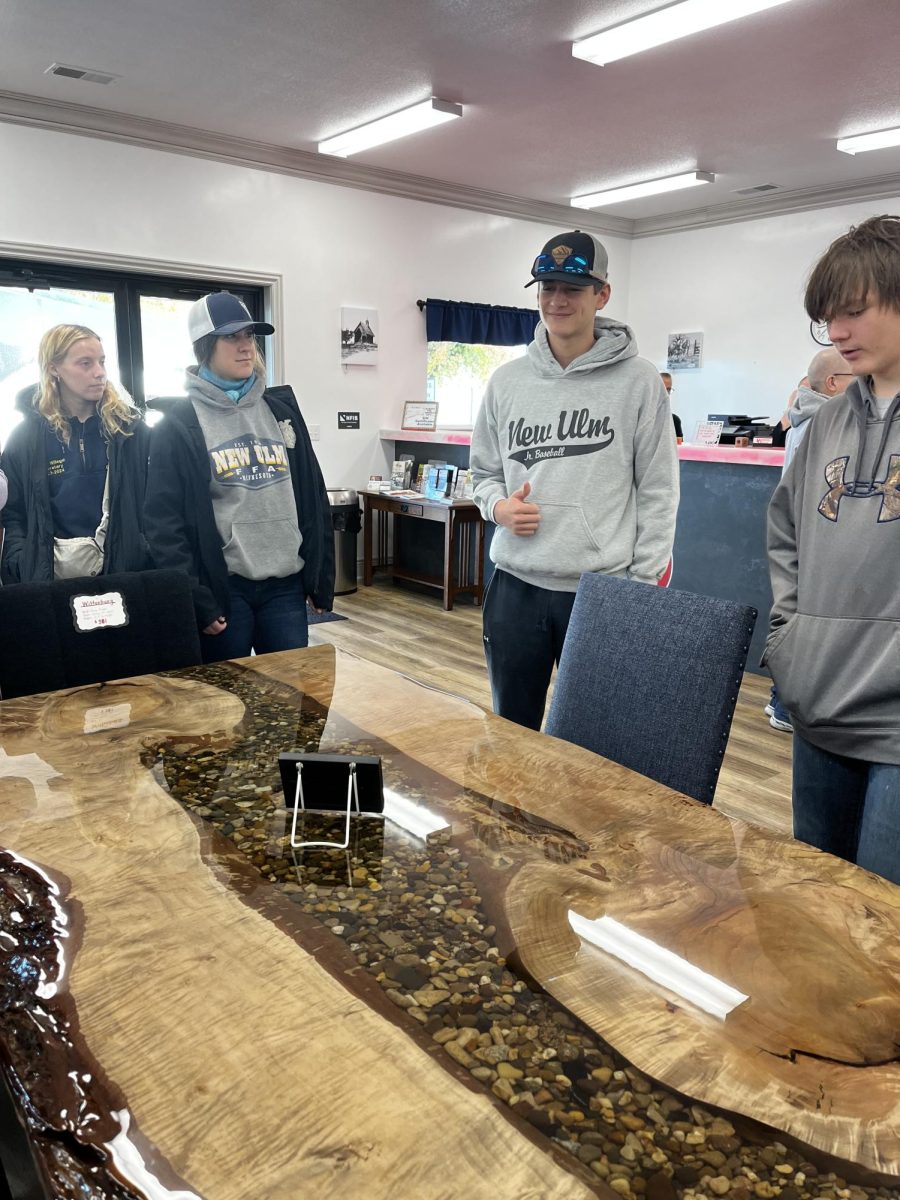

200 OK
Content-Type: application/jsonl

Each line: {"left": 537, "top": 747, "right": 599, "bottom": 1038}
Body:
{"left": 310, "top": 577, "right": 794, "bottom": 836}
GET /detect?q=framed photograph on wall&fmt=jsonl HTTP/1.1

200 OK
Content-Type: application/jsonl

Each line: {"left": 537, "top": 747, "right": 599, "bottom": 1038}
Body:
{"left": 340, "top": 307, "right": 379, "bottom": 365}
{"left": 401, "top": 401, "right": 439, "bottom": 431}
{"left": 667, "top": 331, "right": 703, "bottom": 370}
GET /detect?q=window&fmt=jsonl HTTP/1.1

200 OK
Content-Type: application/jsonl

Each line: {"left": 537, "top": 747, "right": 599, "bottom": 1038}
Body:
{"left": 0, "top": 258, "right": 267, "bottom": 445}
{"left": 427, "top": 341, "right": 526, "bottom": 427}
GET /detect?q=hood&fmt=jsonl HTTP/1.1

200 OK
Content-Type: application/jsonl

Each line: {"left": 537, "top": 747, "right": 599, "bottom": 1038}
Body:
{"left": 185, "top": 364, "right": 267, "bottom": 410}
{"left": 526, "top": 314, "right": 637, "bottom": 379}
{"left": 841, "top": 375, "right": 900, "bottom": 487}
{"left": 15, "top": 384, "right": 38, "bottom": 413}
{"left": 789, "top": 385, "right": 830, "bottom": 427}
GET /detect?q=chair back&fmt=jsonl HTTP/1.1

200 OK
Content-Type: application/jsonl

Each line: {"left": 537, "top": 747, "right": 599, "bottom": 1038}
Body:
{"left": 545, "top": 573, "right": 757, "bottom": 805}
{"left": 0, "top": 569, "right": 201, "bottom": 700}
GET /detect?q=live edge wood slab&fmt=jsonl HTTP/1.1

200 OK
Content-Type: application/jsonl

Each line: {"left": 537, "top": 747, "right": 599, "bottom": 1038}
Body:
{"left": 0, "top": 645, "right": 897, "bottom": 1199}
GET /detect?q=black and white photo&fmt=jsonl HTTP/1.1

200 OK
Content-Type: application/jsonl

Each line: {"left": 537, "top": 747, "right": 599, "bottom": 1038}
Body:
{"left": 667, "top": 331, "right": 703, "bottom": 371}
{"left": 340, "top": 306, "right": 379, "bottom": 365}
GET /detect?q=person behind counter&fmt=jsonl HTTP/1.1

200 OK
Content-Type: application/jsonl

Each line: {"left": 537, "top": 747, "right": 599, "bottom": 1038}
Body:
{"left": 144, "top": 292, "right": 334, "bottom": 662}
{"left": 765, "top": 214, "right": 900, "bottom": 884}
{"left": 660, "top": 372, "right": 683, "bottom": 443}
{"left": 0, "top": 324, "right": 150, "bottom": 584}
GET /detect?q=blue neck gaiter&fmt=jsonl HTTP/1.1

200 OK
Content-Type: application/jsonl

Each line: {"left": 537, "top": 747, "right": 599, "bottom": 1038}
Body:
{"left": 199, "top": 365, "right": 257, "bottom": 404}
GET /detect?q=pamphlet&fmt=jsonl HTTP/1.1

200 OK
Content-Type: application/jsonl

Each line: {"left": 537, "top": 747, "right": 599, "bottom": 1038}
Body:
{"left": 693, "top": 420, "right": 724, "bottom": 446}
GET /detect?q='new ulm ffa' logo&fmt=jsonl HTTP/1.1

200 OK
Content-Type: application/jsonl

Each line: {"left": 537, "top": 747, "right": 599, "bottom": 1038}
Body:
{"left": 210, "top": 435, "right": 289, "bottom": 489}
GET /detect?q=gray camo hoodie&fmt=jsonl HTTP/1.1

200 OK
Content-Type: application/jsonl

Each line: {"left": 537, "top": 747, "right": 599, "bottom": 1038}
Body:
{"left": 765, "top": 376, "right": 900, "bottom": 761}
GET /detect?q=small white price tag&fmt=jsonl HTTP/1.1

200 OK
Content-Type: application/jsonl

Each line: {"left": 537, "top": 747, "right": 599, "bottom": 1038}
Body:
{"left": 71, "top": 591, "right": 129, "bottom": 632}
{"left": 83, "top": 703, "right": 132, "bottom": 734}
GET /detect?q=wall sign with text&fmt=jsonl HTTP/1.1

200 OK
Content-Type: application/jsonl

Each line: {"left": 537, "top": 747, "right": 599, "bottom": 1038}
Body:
{"left": 401, "top": 401, "right": 439, "bottom": 431}
{"left": 338, "top": 412, "right": 361, "bottom": 430}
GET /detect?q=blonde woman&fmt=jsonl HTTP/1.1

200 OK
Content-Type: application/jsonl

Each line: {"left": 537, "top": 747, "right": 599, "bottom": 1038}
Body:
{"left": 0, "top": 324, "right": 151, "bottom": 583}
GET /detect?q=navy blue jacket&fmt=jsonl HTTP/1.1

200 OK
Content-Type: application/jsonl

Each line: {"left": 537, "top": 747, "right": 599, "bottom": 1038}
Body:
{"left": 144, "top": 386, "right": 334, "bottom": 628}
{"left": 0, "top": 407, "right": 152, "bottom": 584}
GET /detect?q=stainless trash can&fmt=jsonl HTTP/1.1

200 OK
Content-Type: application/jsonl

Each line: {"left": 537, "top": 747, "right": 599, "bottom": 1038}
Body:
{"left": 326, "top": 488, "right": 361, "bottom": 596}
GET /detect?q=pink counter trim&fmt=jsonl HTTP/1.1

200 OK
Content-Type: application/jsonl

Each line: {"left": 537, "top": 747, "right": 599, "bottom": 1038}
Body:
{"left": 381, "top": 428, "right": 785, "bottom": 466}
{"left": 380, "top": 428, "right": 474, "bottom": 445}
{"left": 678, "top": 443, "right": 785, "bottom": 466}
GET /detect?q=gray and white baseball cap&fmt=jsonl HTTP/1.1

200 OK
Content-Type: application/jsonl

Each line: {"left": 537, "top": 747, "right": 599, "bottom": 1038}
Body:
{"left": 188, "top": 292, "right": 275, "bottom": 340}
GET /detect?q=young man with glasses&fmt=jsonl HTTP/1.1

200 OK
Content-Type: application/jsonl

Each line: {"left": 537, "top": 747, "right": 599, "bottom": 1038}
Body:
{"left": 471, "top": 230, "right": 679, "bottom": 730}
{"left": 765, "top": 214, "right": 900, "bottom": 883}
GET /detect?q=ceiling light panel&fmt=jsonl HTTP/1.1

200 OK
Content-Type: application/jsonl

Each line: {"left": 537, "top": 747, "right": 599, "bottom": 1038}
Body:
{"left": 836, "top": 127, "right": 900, "bottom": 155}
{"left": 572, "top": 170, "right": 714, "bottom": 209}
{"left": 319, "top": 98, "right": 462, "bottom": 158}
{"left": 573, "top": 0, "right": 796, "bottom": 66}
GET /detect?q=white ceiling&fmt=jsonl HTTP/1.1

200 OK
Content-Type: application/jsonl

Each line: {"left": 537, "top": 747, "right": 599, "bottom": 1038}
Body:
{"left": 2, "top": 0, "right": 900, "bottom": 235}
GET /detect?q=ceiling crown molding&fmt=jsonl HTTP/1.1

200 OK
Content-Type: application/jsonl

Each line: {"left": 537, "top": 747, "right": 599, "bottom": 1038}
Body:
{"left": 631, "top": 172, "right": 900, "bottom": 237}
{"left": 0, "top": 89, "right": 633, "bottom": 239}
{"left": 4, "top": 90, "right": 900, "bottom": 241}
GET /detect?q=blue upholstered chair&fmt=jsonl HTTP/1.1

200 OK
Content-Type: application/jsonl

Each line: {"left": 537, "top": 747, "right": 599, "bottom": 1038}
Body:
{"left": 0, "top": 569, "right": 202, "bottom": 700}
{"left": 545, "top": 573, "right": 757, "bottom": 805}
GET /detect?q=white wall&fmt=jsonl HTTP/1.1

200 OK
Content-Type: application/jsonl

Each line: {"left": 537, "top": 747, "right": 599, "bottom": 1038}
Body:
{"left": 0, "top": 122, "right": 632, "bottom": 489}
{"left": 625, "top": 200, "right": 900, "bottom": 439}
{"left": 7, "top": 121, "right": 893, "bottom": 475}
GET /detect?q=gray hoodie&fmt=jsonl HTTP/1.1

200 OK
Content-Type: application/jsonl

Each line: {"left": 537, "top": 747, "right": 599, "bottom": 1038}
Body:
{"left": 471, "top": 315, "right": 679, "bottom": 591}
{"left": 186, "top": 368, "right": 303, "bottom": 581}
{"left": 765, "top": 377, "right": 900, "bottom": 762}
{"left": 784, "top": 384, "right": 829, "bottom": 470}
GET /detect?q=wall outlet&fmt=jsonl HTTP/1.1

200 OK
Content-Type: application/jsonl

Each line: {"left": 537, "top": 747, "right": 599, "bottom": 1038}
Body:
{"left": 308, "top": 424, "right": 320, "bottom": 441}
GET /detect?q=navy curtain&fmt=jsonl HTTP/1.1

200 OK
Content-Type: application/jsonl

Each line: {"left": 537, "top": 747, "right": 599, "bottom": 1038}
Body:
{"left": 424, "top": 298, "right": 539, "bottom": 346}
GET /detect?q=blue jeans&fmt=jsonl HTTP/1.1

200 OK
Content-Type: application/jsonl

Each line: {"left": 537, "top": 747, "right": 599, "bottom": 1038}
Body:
{"left": 482, "top": 569, "right": 576, "bottom": 731}
{"left": 201, "top": 574, "right": 309, "bottom": 664}
{"left": 792, "top": 734, "right": 900, "bottom": 885}
{"left": 769, "top": 685, "right": 791, "bottom": 726}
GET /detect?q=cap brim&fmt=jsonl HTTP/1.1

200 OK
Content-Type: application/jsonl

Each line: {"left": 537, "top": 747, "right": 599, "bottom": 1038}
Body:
{"left": 524, "top": 273, "right": 603, "bottom": 288}
{"left": 213, "top": 320, "right": 275, "bottom": 336}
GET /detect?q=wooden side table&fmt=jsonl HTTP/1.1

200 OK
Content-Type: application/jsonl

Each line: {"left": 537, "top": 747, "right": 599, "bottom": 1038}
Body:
{"left": 361, "top": 491, "right": 485, "bottom": 610}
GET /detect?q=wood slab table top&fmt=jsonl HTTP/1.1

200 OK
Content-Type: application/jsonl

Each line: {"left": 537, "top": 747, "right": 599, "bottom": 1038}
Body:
{"left": 0, "top": 646, "right": 898, "bottom": 1200}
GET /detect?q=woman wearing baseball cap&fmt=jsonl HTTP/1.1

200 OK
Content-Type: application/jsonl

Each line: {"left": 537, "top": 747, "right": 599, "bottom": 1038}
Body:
{"left": 144, "top": 292, "right": 334, "bottom": 660}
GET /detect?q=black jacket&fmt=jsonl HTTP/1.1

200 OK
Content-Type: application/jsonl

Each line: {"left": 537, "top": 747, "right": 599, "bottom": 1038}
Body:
{"left": 144, "top": 385, "right": 334, "bottom": 627}
{"left": 0, "top": 407, "right": 152, "bottom": 584}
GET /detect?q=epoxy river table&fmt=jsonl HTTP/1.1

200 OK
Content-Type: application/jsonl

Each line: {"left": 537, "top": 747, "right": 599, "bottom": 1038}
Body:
{"left": 0, "top": 646, "right": 897, "bottom": 1200}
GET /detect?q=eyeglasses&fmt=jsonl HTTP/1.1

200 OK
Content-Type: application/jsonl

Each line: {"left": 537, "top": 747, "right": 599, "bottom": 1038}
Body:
{"left": 833, "top": 372, "right": 854, "bottom": 376}
{"left": 532, "top": 252, "right": 592, "bottom": 277}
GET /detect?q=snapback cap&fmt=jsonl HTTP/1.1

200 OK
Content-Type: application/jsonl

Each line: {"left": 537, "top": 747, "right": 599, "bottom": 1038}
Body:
{"left": 188, "top": 292, "right": 275, "bottom": 341}
{"left": 525, "top": 230, "right": 608, "bottom": 288}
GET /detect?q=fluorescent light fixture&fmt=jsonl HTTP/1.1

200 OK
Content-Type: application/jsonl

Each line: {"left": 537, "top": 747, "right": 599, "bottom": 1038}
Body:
{"left": 573, "top": 0, "right": 796, "bottom": 66}
{"left": 382, "top": 788, "right": 450, "bottom": 840}
{"left": 568, "top": 910, "right": 748, "bottom": 1021}
{"left": 837, "top": 127, "right": 900, "bottom": 155}
{"left": 319, "top": 97, "right": 462, "bottom": 158}
{"left": 572, "top": 170, "right": 714, "bottom": 209}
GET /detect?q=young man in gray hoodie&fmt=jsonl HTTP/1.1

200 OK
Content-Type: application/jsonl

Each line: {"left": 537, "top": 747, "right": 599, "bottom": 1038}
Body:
{"left": 765, "top": 214, "right": 900, "bottom": 884}
{"left": 471, "top": 231, "right": 679, "bottom": 730}
{"left": 766, "top": 347, "right": 853, "bottom": 732}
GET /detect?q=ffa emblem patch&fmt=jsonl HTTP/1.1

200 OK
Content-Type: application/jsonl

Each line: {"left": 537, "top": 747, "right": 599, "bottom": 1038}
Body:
{"left": 278, "top": 419, "right": 297, "bottom": 449}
